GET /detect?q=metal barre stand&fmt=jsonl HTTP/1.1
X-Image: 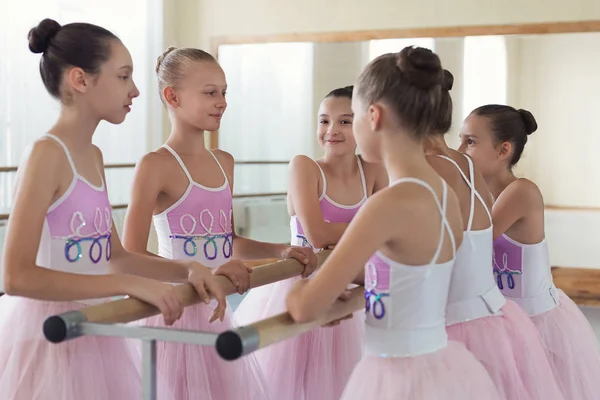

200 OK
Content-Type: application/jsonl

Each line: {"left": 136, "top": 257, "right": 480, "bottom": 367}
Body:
{"left": 41, "top": 252, "right": 336, "bottom": 400}
{"left": 43, "top": 310, "right": 263, "bottom": 400}
{"left": 41, "top": 287, "right": 363, "bottom": 400}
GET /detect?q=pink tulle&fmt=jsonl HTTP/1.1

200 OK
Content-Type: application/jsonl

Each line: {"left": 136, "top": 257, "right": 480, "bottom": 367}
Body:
{"left": 340, "top": 341, "right": 502, "bottom": 400}
{"left": 530, "top": 290, "right": 600, "bottom": 399}
{"left": 234, "top": 277, "right": 364, "bottom": 400}
{"left": 142, "top": 300, "right": 270, "bottom": 400}
{"left": 0, "top": 295, "right": 168, "bottom": 400}
{"left": 447, "top": 299, "right": 564, "bottom": 400}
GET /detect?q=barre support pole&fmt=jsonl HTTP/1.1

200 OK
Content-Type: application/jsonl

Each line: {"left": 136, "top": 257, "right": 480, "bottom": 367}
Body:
{"left": 216, "top": 286, "right": 364, "bottom": 360}
{"left": 44, "top": 251, "right": 330, "bottom": 343}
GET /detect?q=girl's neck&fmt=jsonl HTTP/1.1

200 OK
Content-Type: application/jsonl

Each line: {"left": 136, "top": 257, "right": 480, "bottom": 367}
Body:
{"left": 381, "top": 131, "right": 431, "bottom": 183}
{"left": 485, "top": 168, "right": 517, "bottom": 199}
{"left": 49, "top": 105, "right": 100, "bottom": 150}
{"left": 166, "top": 119, "right": 207, "bottom": 156}
{"left": 321, "top": 152, "right": 358, "bottom": 179}
{"left": 423, "top": 134, "right": 451, "bottom": 157}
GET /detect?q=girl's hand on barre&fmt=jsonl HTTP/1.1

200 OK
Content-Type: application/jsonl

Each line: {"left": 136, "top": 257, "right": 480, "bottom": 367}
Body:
{"left": 279, "top": 245, "right": 318, "bottom": 278}
{"left": 212, "top": 260, "right": 253, "bottom": 294}
{"left": 187, "top": 263, "right": 228, "bottom": 322}
{"left": 322, "top": 290, "right": 353, "bottom": 327}
{"left": 127, "top": 277, "right": 184, "bottom": 326}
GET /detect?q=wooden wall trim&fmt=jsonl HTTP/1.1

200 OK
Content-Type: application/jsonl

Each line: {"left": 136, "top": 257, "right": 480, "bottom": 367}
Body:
{"left": 210, "top": 20, "right": 600, "bottom": 54}
{"left": 552, "top": 266, "right": 600, "bottom": 307}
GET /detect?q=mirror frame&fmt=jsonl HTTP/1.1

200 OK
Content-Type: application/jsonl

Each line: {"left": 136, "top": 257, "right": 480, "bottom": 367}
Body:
{"left": 208, "top": 20, "right": 600, "bottom": 149}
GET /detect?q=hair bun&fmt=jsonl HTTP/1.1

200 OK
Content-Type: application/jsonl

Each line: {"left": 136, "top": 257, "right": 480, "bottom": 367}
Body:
{"left": 155, "top": 46, "right": 178, "bottom": 74}
{"left": 28, "top": 18, "right": 61, "bottom": 54}
{"left": 442, "top": 69, "right": 454, "bottom": 91}
{"left": 517, "top": 109, "right": 538, "bottom": 135}
{"left": 396, "top": 46, "right": 443, "bottom": 90}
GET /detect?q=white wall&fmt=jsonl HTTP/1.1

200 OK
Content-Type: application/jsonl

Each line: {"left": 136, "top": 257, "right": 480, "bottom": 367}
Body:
{"left": 513, "top": 32, "right": 600, "bottom": 207}
{"left": 545, "top": 209, "right": 600, "bottom": 268}
{"left": 312, "top": 41, "right": 366, "bottom": 158}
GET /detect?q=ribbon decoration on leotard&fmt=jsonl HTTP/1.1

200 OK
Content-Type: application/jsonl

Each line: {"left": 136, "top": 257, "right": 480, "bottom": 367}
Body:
{"left": 170, "top": 208, "right": 233, "bottom": 260}
{"left": 365, "top": 262, "right": 389, "bottom": 320}
{"left": 493, "top": 249, "right": 522, "bottom": 290}
{"left": 63, "top": 207, "right": 112, "bottom": 264}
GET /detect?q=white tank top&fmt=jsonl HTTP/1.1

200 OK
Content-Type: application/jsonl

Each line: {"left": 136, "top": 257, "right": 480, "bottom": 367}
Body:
{"left": 364, "top": 178, "right": 456, "bottom": 358}
{"left": 437, "top": 155, "right": 506, "bottom": 325}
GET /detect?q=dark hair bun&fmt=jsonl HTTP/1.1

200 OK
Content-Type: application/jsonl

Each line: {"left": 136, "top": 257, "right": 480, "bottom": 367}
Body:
{"left": 28, "top": 18, "right": 62, "bottom": 54}
{"left": 442, "top": 69, "right": 454, "bottom": 91}
{"left": 396, "top": 46, "right": 443, "bottom": 90}
{"left": 517, "top": 109, "right": 538, "bottom": 135}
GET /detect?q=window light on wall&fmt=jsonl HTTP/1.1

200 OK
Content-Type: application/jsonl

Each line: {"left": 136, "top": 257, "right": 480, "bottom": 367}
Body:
{"left": 0, "top": 0, "right": 163, "bottom": 209}
{"left": 462, "top": 35, "right": 508, "bottom": 118}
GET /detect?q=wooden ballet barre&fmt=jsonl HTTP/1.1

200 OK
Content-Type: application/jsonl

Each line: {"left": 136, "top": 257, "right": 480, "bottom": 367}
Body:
{"left": 216, "top": 285, "right": 364, "bottom": 361}
{"left": 43, "top": 251, "right": 330, "bottom": 343}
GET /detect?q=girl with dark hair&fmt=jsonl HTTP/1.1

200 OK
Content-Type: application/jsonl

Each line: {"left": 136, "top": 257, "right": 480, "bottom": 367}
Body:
{"left": 460, "top": 105, "right": 600, "bottom": 399}
{"left": 425, "top": 76, "right": 563, "bottom": 400}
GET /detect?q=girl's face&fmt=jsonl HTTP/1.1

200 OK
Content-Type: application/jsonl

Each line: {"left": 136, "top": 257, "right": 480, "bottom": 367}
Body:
{"left": 458, "top": 114, "right": 504, "bottom": 177}
{"left": 168, "top": 61, "right": 228, "bottom": 132}
{"left": 317, "top": 96, "right": 356, "bottom": 156}
{"left": 83, "top": 40, "right": 140, "bottom": 124}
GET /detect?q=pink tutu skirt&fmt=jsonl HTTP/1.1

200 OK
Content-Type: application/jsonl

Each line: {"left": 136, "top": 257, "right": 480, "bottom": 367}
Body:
{"left": 447, "top": 299, "right": 564, "bottom": 400}
{"left": 143, "top": 300, "right": 270, "bottom": 400}
{"left": 0, "top": 295, "right": 162, "bottom": 400}
{"left": 530, "top": 290, "right": 600, "bottom": 399}
{"left": 340, "top": 341, "right": 502, "bottom": 400}
{"left": 234, "top": 277, "right": 364, "bottom": 400}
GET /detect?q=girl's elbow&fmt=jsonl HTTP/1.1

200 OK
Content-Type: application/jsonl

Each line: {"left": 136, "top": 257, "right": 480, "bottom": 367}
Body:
{"left": 3, "top": 267, "right": 28, "bottom": 296}
{"left": 287, "top": 299, "right": 318, "bottom": 324}
{"left": 305, "top": 232, "right": 329, "bottom": 250}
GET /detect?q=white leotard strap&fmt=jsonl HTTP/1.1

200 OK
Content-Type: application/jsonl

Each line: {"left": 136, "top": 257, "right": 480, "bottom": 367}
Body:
{"left": 437, "top": 155, "right": 492, "bottom": 229}
{"left": 46, "top": 134, "right": 77, "bottom": 174}
{"left": 313, "top": 161, "right": 328, "bottom": 200}
{"left": 356, "top": 156, "right": 368, "bottom": 197}
{"left": 389, "top": 177, "right": 455, "bottom": 264}
{"left": 208, "top": 150, "right": 230, "bottom": 186}
{"left": 163, "top": 144, "right": 193, "bottom": 184}
{"left": 314, "top": 156, "right": 368, "bottom": 200}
